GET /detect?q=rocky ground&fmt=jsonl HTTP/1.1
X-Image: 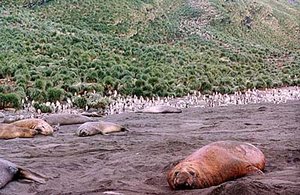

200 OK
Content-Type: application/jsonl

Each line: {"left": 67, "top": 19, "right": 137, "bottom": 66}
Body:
{"left": 0, "top": 100, "right": 299, "bottom": 195}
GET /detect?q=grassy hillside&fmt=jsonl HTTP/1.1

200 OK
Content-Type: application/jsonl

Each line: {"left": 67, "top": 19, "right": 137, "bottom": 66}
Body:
{"left": 0, "top": 0, "right": 299, "bottom": 108}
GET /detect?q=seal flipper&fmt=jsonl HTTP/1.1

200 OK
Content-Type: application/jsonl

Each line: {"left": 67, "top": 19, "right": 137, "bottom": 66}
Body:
{"left": 17, "top": 168, "right": 47, "bottom": 184}
{"left": 121, "top": 127, "right": 129, "bottom": 132}
{"left": 245, "top": 165, "right": 264, "bottom": 176}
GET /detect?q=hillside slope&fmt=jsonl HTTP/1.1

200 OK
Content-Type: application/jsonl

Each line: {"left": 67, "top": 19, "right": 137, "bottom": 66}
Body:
{"left": 0, "top": 0, "right": 299, "bottom": 107}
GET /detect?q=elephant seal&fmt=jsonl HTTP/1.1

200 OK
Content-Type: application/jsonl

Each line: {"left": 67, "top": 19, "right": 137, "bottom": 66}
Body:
{"left": 2, "top": 115, "right": 27, "bottom": 123}
{"left": 167, "top": 141, "right": 265, "bottom": 190}
{"left": 12, "top": 118, "right": 53, "bottom": 136}
{"left": 76, "top": 121, "right": 128, "bottom": 136}
{"left": 43, "top": 113, "right": 95, "bottom": 126}
{"left": 0, "top": 124, "right": 37, "bottom": 139}
{"left": 0, "top": 158, "right": 46, "bottom": 189}
{"left": 137, "top": 105, "right": 182, "bottom": 114}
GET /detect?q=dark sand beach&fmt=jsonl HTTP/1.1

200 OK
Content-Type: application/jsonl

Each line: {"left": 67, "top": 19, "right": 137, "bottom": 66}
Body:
{"left": 0, "top": 101, "right": 299, "bottom": 195}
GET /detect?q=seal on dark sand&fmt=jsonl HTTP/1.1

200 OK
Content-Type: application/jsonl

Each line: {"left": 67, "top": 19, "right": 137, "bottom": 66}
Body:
{"left": 76, "top": 121, "right": 128, "bottom": 136}
{"left": 0, "top": 158, "right": 46, "bottom": 189}
{"left": 11, "top": 118, "right": 53, "bottom": 136}
{"left": 137, "top": 105, "right": 182, "bottom": 114}
{"left": 0, "top": 124, "right": 37, "bottom": 139}
{"left": 43, "top": 113, "right": 95, "bottom": 126}
{"left": 166, "top": 141, "right": 265, "bottom": 190}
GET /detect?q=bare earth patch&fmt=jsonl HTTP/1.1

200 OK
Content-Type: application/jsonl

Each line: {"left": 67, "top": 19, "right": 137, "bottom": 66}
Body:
{"left": 0, "top": 101, "right": 299, "bottom": 195}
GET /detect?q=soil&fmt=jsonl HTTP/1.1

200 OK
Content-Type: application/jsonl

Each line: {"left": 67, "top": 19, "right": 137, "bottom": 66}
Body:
{"left": 0, "top": 101, "right": 299, "bottom": 195}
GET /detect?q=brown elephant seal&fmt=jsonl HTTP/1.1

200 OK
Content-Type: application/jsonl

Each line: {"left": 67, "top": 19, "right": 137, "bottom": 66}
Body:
{"left": 0, "top": 124, "right": 37, "bottom": 139}
{"left": 167, "top": 141, "right": 265, "bottom": 190}
{"left": 76, "top": 121, "right": 128, "bottom": 136}
{"left": 12, "top": 118, "right": 53, "bottom": 136}
{"left": 0, "top": 158, "right": 46, "bottom": 189}
{"left": 43, "top": 113, "right": 95, "bottom": 126}
{"left": 137, "top": 105, "right": 182, "bottom": 114}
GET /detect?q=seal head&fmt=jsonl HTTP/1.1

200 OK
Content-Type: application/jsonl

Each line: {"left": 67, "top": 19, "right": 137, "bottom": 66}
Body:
{"left": 12, "top": 119, "right": 53, "bottom": 136}
{"left": 167, "top": 162, "right": 201, "bottom": 190}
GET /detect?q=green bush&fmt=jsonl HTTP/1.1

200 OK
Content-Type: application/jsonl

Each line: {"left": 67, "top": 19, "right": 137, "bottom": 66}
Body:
{"left": 200, "top": 80, "right": 212, "bottom": 92}
{"left": 34, "top": 79, "right": 46, "bottom": 90}
{"left": 0, "top": 93, "right": 21, "bottom": 109}
{"left": 85, "top": 72, "right": 98, "bottom": 83}
{"left": 47, "top": 87, "right": 64, "bottom": 102}
{"left": 74, "top": 97, "right": 87, "bottom": 109}
{"left": 33, "top": 103, "right": 52, "bottom": 113}
{"left": 88, "top": 98, "right": 110, "bottom": 110}
{"left": 27, "top": 88, "right": 47, "bottom": 102}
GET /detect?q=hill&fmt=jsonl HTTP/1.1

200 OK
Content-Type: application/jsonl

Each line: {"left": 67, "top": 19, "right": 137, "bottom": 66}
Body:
{"left": 0, "top": 0, "right": 299, "bottom": 108}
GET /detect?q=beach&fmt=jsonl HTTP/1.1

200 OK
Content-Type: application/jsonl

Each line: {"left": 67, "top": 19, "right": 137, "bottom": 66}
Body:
{"left": 0, "top": 100, "right": 299, "bottom": 195}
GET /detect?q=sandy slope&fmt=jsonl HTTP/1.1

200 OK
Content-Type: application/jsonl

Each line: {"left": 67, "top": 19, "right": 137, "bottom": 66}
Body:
{"left": 0, "top": 101, "right": 299, "bottom": 195}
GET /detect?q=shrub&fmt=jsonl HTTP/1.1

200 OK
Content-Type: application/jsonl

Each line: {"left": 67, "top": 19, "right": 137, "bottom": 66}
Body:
{"left": 0, "top": 93, "right": 21, "bottom": 109}
{"left": 34, "top": 79, "right": 46, "bottom": 90}
{"left": 14, "top": 87, "right": 26, "bottom": 99}
{"left": 45, "top": 80, "right": 54, "bottom": 90}
{"left": 281, "top": 75, "right": 292, "bottom": 86}
{"left": 74, "top": 97, "right": 87, "bottom": 109}
{"left": 88, "top": 98, "right": 110, "bottom": 110}
{"left": 85, "top": 72, "right": 98, "bottom": 83}
{"left": 132, "top": 87, "right": 144, "bottom": 97}
{"left": 103, "top": 75, "right": 114, "bottom": 86}
{"left": 135, "top": 79, "right": 146, "bottom": 87}
{"left": 246, "top": 80, "right": 255, "bottom": 89}
{"left": 33, "top": 103, "right": 52, "bottom": 113}
{"left": 175, "top": 87, "right": 185, "bottom": 97}
{"left": 256, "top": 77, "right": 267, "bottom": 89}
{"left": 47, "top": 87, "right": 64, "bottom": 102}
{"left": 67, "top": 85, "right": 81, "bottom": 94}
{"left": 148, "top": 77, "right": 160, "bottom": 86}
{"left": 200, "top": 80, "right": 212, "bottom": 92}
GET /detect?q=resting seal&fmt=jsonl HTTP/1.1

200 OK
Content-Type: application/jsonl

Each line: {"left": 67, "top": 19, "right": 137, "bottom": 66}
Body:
{"left": 167, "top": 141, "right": 265, "bottom": 190}
{"left": 43, "top": 113, "right": 94, "bottom": 126}
{"left": 77, "top": 121, "right": 128, "bottom": 136}
{"left": 0, "top": 124, "right": 37, "bottom": 139}
{"left": 137, "top": 105, "right": 182, "bottom": 114}
{"left": 2, "top": 115, "right": 28, "bottom": 123}
{"left": 12, "top": 118, "right": 53, "bottom": 136}
{"left": 0, "top": 158, "right": 46, "bottom": 189}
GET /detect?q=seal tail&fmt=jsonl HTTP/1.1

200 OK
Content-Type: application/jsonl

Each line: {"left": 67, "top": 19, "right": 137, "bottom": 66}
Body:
{"left": 18, "top": 168, "right": 47, "bottom": 184}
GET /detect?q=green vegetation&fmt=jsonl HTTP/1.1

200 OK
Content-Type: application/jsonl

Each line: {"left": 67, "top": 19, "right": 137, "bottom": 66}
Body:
{"left": 0, "top": 93, "right": 21, "bottom": 109}
{"left": 0, "top": 0, "right": 299, "bottom": 108}
{"left": 33, "top": 102, "right": 52, "bottom": 113}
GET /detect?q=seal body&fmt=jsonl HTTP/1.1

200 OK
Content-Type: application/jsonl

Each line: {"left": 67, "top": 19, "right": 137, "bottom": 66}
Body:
{"left": 43, "top": 114, "right": 94, "bottom": 125}
{"left": 77, "top": 121, "right": 127, "bottom": 136}
{"left": 2, "top": 115, "right": 27, "bottom": 123}
{"left": 167, "top": 141, "right": 265, "bottom": 190}
{"left": 139, "top": 106, "right": 182, "bottom": 114}
{"left": 0, "top": 158, "right": 46, "bottom": 189}
{"left": 0, "top": 124, "right": 37, "bottom": 139}
{"left": 12, "top": 118, "right": 53, "bottom": 135}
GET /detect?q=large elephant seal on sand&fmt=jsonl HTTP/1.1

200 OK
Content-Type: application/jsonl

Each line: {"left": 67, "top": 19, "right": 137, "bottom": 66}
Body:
{"left": 0, "top": 158, "right": 46, "bottom": 189}
{"left": 0, "top": 124, "right": 37, "bottom": 139}
{"left": 167, "top": 141, "right": 265, "bottom": 190}
{"left": 12, "top": 118, "right": 53, "bottom": 136}
{"left": 43, "top": 113, "right": 94, "bottom": 126}
{"left": 137, "top": 105, "right": 182, "bottom": 114}
{"left": 76, "top": 121, "right": 128, "bottom": 136}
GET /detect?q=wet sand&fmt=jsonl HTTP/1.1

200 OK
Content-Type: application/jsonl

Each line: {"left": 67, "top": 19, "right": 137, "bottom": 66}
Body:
{"left": 0, "top": 101, "right": 299, "bottom": 195}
